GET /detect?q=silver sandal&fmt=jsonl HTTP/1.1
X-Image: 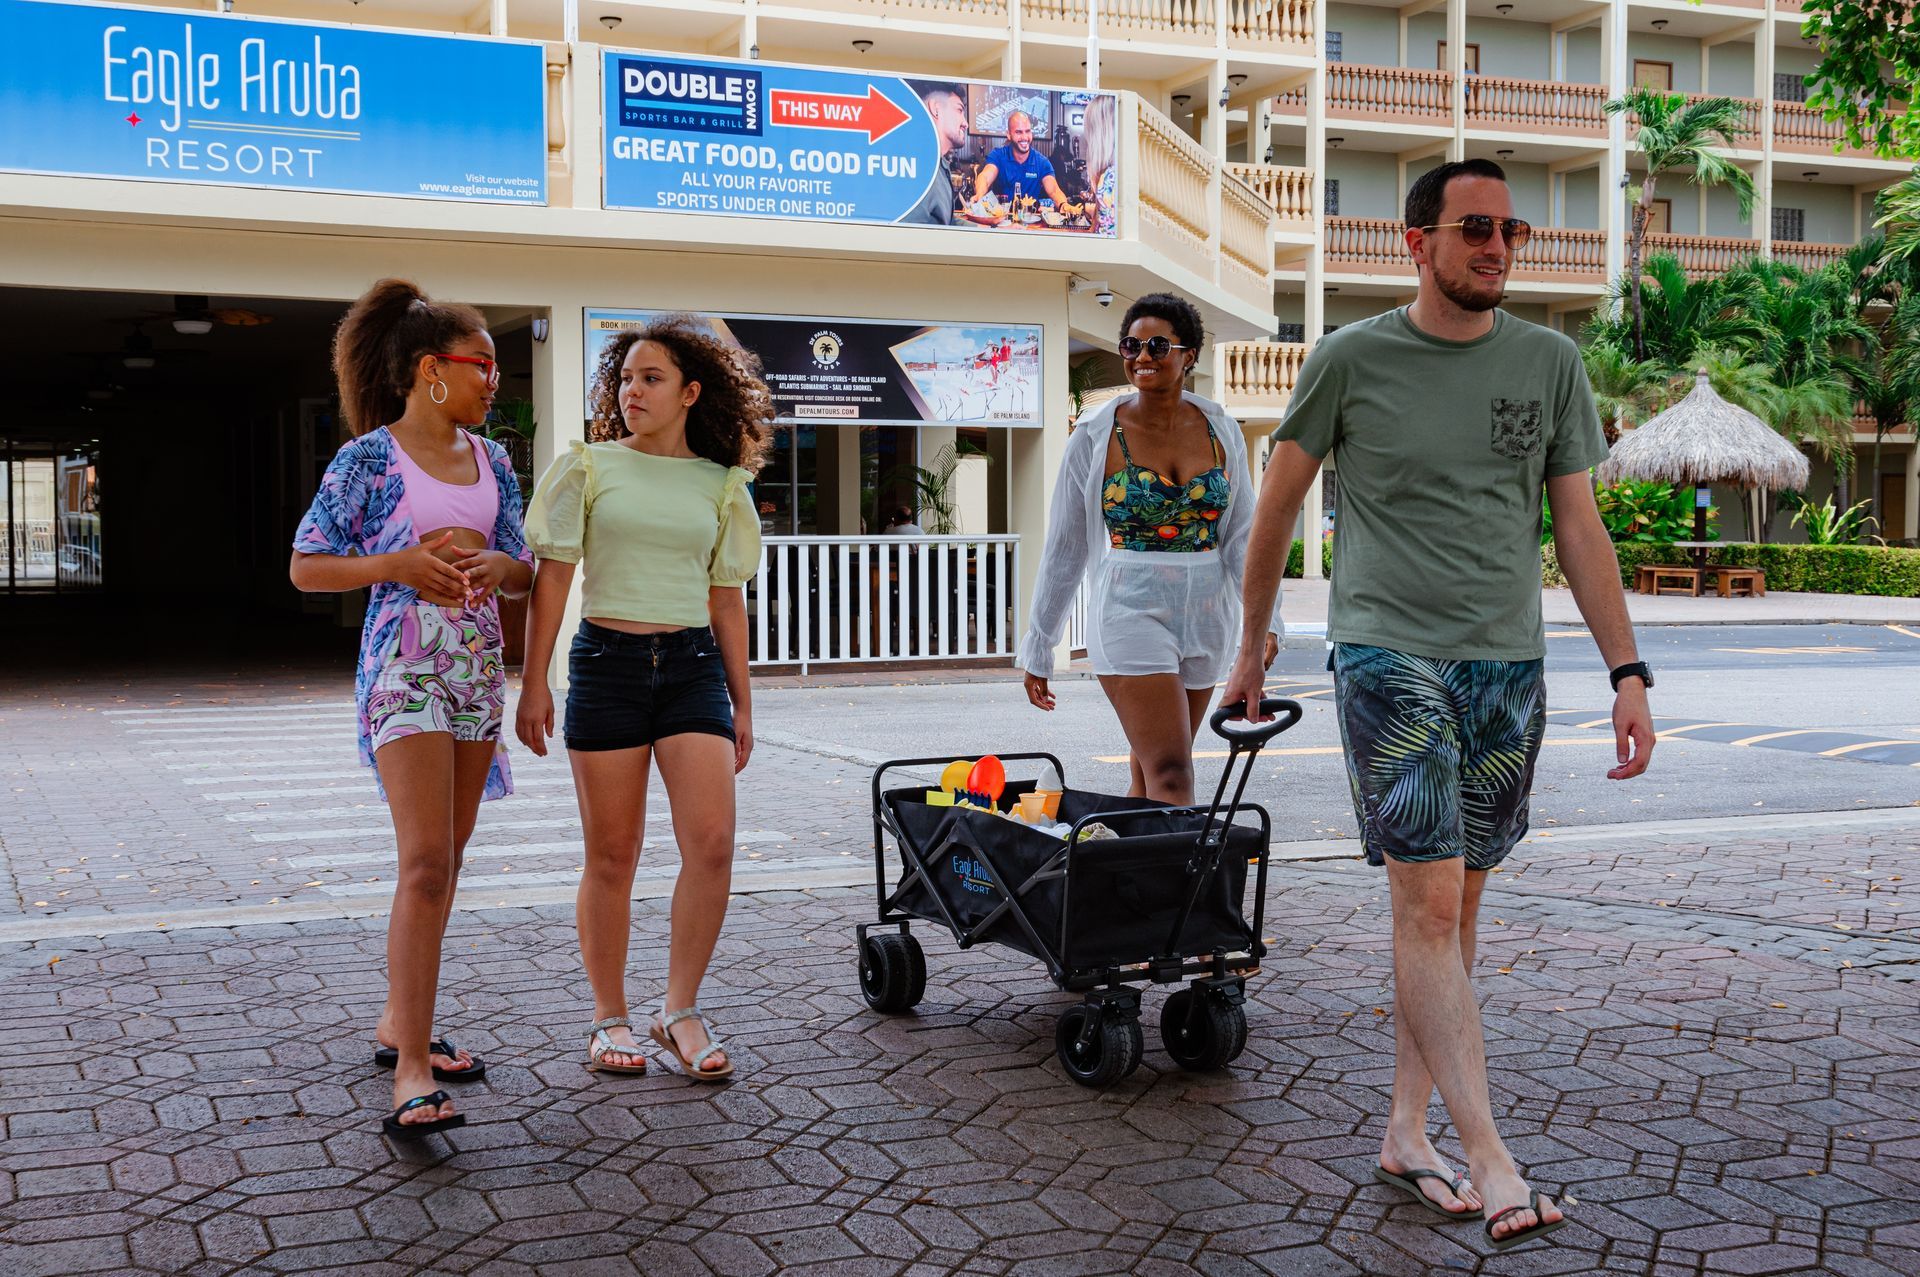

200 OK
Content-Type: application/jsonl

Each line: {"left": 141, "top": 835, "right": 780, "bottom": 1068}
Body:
{"left": 649, "top": 1006, "right": 734, "bottom": 1082}
{"left": 583, "top": 1015, "right": 648, "bottom": 1075}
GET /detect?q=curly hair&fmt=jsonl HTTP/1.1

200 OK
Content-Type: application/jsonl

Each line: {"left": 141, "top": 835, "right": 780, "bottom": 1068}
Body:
{"left": 589, "top": 316, "right": 772, "bottom": 472}
{"left": 332, "top": 278, "right": 486, "bottom": 435}
{"left": 1119, "top": 291, "right": 1205, "bottom": 356}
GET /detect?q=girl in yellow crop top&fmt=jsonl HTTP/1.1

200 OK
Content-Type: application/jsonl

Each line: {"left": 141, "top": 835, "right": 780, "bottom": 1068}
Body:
{"left": 517, "top": 317, "right": 772, "bottom": 1082}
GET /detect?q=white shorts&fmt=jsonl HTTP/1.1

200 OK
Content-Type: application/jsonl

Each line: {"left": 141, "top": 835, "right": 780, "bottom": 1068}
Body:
{"left": 1085, "top": 549, "right": 1236, "bottom": 689}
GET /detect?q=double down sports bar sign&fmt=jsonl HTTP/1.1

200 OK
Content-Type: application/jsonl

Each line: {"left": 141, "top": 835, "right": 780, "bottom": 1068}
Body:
{"left": 0, "top": 0, "right": 547, "bottom": 203}
{"left": 602, "top": 52, "right": 1119, "bottom": 235}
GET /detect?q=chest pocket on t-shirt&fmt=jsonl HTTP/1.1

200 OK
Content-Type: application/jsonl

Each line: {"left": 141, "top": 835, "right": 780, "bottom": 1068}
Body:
{"left": 1490, "top": 398, "right": 1544, "bottom": 460}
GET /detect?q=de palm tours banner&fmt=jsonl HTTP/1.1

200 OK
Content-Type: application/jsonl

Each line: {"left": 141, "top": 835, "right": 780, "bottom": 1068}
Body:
{"left": 602, "top": 52, "right": 1119, "bottom": 236}
{"left": 587, "top": 309, "right": 1043, "bottom": 429}
{"left": 0, "top": 0, "right": 547, "bottom": 203}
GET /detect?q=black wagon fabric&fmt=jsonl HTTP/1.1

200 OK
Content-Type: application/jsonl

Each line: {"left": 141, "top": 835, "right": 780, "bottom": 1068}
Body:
{"left": 883, "top": 786, "right": 1259, "bottom": 972}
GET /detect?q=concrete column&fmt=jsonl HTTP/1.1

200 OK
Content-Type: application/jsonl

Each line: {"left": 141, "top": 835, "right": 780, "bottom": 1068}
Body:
{"left": 1087, "top": 0, "right": 1100, "bottom": 89}
{"left": 814, "top": 428, "right": 864, "bottom": 535}
{"left": 1017, "top": 314, "right": 1069, "bottom": 668}
{"left": 1301, "top": 471, "right": 1323, "bottom": 580}
{"left": 569, "top": 41, "right": 601, "bottom": 212}
{"left": 531, "top": 297, "right": 588, "bottom": 687}
{"left": 740, "top": 1, "right": 757, "bottom": 59}
{"left": 1602, "top": 0, "right": 1628, "bottom": 296}
{"left": 491, "top": 0, "right": 508, "bottom": 36}
{"left": 1302, "top": 19, "right": 1327, "bottom": 581}
{"left": 1446, "top": 0, "right": 1466, "bottom": 161}
{"left": 1905, "top": 441, "right": 1920, "bottom": 542}
{"left": 1755, "top": 14, "right": 1775, "bottom": 255}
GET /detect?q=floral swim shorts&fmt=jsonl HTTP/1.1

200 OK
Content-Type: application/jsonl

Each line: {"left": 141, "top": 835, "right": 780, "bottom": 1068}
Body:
{"left": 367, "top": 601, "right": 507, "bottom": 753}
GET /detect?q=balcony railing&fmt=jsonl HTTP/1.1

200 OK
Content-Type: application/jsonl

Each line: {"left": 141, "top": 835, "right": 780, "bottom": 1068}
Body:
{"left": 1771, "top": 240, "right": 1850, "bottom": 271}
{"left": 1227, "top": 0, "right": 1314, "bottom": 49}
{"left": 1644, "top": 233, "right": 1763, "bottom": 276}
{"left": 1325, "top": 219, "right": 1610, "bottom": 282}
{"left": 841, "top": 0, "right": 1011, "bottom": 22}
{"left": 1772, "top": 100, "right": 1887, "bottom": 159}
{"left": 1276, "top": 64, "right": 1454, "bottom": 123}
{"left": 1227, "top": 163, "right": 1314, "bottom": 228}
{"left": 1133, "top": 99, "right": 1278, "bottom": 311}
{"left": 1465, "top": 76, "right": 1605, "bottom": 136}
{"left": 1221, "top": 172, "right": 1276, "bottom": 286}
{"left": 1219, "top": 341, "right": 1309, "bottom": 407}
{"left": 1027, "top": 0, "right": 1314, "bottom": 49}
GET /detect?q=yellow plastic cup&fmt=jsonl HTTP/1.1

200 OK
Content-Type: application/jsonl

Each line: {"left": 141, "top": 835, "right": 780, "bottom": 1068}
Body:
{"left": 1018, "top": 792, "right": 1046, "bottom": 823}
{"left": 1036, "top": 790, "right": 1063, "bottom": 820}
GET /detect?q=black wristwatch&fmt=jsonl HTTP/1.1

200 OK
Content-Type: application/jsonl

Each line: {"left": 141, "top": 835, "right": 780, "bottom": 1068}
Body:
{"left": 1609, "top": 661, "right": 1654, "bottom": 692}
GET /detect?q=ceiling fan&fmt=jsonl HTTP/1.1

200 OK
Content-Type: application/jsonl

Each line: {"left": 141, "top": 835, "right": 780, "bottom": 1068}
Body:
{"left": 136, "top": 295, "right": 275, "bottom": 335}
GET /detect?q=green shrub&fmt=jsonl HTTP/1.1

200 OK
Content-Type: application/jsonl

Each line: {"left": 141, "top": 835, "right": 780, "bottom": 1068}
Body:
{"left": 1285, "top": 537, "right": 1334, "bottom": 579}
{"left": 1544, "top": 541, "right": 1920, "bottom": 596}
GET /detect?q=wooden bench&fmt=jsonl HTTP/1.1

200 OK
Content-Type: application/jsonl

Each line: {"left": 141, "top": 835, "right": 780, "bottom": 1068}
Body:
{"left": 1634, "top": 564, "right": 1704, "bottom": 597}
{"left": 1709, "top": 566, "right": 1765, "bottom": 598}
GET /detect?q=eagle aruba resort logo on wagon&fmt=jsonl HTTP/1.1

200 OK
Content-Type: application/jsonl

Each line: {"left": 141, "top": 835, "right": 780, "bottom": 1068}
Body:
{"left": 0, "top": 0, "right": 547, "bottom": 203}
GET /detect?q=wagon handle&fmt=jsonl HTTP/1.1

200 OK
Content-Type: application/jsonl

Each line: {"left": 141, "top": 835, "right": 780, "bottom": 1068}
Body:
{"left": 1209, "top": 698, "right": 1303, "bottom": 747}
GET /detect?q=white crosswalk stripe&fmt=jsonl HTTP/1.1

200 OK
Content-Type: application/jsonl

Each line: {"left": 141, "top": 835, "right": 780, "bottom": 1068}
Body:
{"left": 102, "top": 701, "right": 356, "bottom": 717}
{"left": 205, "top": 775, "right": 578, "bottom": 801}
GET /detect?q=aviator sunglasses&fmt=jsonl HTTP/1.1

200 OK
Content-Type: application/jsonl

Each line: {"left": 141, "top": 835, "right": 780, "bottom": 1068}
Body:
{"left": 1118, "top": 335, "right": 1193, "bottom": 360}
{"left": 1422, "top": 214, "right": 1532, "bottom": 249}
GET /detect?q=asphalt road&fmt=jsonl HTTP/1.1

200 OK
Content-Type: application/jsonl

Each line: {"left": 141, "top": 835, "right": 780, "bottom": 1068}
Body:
{"left": 755, "top": 623, "right": 1920, "bottom": 847}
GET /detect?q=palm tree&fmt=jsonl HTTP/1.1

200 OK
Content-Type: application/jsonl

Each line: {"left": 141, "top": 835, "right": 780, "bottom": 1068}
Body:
{"left": 1843, "top": 290, "right": 1920, "bottom": 531}
{"left": 1874, "top": 167, "right": 1920, "bottom": 267}
{"left": 1580, "top": 339, "right": 1666, "bottom": 444}
{"left": 1602, "top": 89, "right": 1758, "bottom": 360}
{"left": 1587, "top": 254, "right": 1763, "bottom": 372}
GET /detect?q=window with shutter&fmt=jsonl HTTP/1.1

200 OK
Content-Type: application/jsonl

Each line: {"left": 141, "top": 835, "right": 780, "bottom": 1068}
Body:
{"left": 1772, "top": 207, "right": 1805, "bottom": 242}
{"left": 1324, "top": 179, "right": 1340, "bottom": 216}
{"left": 1774, "top": 73, "right": 1807, "bottom": 103}
{"left": 1275, "top": 323, "right": 1305, "bottom": 344}
{"left": 1325, "top": 31, "right": 1343, "bottom": 62}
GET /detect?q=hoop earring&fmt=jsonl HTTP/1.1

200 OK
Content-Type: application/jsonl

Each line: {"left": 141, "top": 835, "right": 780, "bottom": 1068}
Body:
{"left": 429, "top": 380, "right": 448, "bottom": 405}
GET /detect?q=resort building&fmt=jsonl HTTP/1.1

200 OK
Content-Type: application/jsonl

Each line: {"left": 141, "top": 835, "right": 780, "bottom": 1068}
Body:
{"left": 1, "top": 0, "right": 1912, "bottom": 671}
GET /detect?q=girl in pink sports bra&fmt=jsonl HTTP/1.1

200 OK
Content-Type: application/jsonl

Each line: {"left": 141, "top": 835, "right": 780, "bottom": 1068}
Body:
{"left": 290, "top": 279, "right": 533, "bottom": 1140}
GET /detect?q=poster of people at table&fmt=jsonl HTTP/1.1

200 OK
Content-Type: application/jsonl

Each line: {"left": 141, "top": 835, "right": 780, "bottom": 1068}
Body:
{"left": 586, "top": 309, "right": 1043, "bottom": 428}
{"left": 601, "top": 53, "right": 1118, "bottom": 236}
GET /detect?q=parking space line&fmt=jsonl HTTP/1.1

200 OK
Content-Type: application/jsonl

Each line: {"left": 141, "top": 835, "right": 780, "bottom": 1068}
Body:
{"left": 1818, "top": 740, "right": 1920, "bottom": 758}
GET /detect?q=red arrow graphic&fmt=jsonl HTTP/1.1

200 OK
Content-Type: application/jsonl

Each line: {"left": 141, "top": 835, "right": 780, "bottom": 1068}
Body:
{"left": 768, "top": 86, "right": 911, "bottom": 144}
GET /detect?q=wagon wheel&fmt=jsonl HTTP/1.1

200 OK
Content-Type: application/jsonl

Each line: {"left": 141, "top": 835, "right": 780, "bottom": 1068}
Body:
{"left": 1055, "top": 1003, "right": 1143, "bottom": 1087}
{"left": 858, "top": 932, "right": 926, "bottom": 1014}
{"left": 1160, "top": 987, "right": 1249, "bottom": 1072}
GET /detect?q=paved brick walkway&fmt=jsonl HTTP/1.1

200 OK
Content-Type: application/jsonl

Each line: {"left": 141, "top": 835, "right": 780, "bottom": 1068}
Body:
{"left": 3, "top": 665, "right": 1917, "bottom": 1275}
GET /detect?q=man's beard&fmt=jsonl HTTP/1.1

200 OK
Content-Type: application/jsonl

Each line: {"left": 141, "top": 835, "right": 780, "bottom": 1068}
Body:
{"left": 1433, "top": 265, "right": 1505, "bottom": 312}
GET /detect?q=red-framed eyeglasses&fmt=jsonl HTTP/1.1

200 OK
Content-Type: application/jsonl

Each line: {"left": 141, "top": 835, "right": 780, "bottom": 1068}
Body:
{"left": 434, "top": 353, "right": 500, "bottom": 386}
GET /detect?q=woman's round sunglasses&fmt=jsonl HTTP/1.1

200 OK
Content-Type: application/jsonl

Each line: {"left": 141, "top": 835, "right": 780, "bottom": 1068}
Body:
{"left": 1118, "top": 335, "right": 1193, "bottom": 360}
{"left": 1422, "top": 214, "right": 1532, "bottom": 249}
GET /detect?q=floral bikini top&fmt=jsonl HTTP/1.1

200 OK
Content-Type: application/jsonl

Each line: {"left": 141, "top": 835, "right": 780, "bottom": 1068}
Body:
{"left": 1101, "top": 420, "right": 1231, "bottom": 551}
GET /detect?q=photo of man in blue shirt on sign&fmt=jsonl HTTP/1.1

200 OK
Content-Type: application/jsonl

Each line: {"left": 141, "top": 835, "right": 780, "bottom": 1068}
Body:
{"left": 973, "top": 111, "right": 1070, "bottom": 206}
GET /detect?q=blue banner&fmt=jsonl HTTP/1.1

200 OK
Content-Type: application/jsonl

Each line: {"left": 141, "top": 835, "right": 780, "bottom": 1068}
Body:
{"left": 603, "top": 52, "right": 1118, "bottom": 236}
{"left": 0, "top": 0, "right": 547, "bottom": 204}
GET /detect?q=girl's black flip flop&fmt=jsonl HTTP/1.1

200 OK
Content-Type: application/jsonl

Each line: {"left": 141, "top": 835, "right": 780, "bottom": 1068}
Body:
{"left": 372, "top": 1038, "right": 487, "bottom": 1082}
{"left": 1374, "top": 1165, "right": 1483, "bottom": 1220}
{"left": 381, "top": 1091, "right": 466, "bottom": 1139}
{"left": 1485, "top": 1190, "right": 1567, "bottom": 1251}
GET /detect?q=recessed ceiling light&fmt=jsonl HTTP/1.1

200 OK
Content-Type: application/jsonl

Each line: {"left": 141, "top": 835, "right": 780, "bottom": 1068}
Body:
{"left": 1327, "top": 136, "right": 1344, "bottom": 148}
{"left": 1229, "top": 73, "right": 1248, "bottom": 87}
{"left": 1172, "top": 94, "right": 1191, "bottom": 108}
{"left": 1324, "top": 286, "right": 1339, "bottom": 294}
{"left": 172, "top": 318, "right": 213, "bottom": 335}
{"left": 1803, "top": 170, "right": 1819, "bottom": 179}
{"left": 1496, "top": 3, "right": 1512, "bottom": 13}
{"left": 1651, "top": 18, "right": 1668, "bottom": 30}
{"left": 852, "top": 39, "right": 873, "bottom": 52}
{"left": 599, "top": 14, "right": 620, "bottom": 28}
{"left": 1497, "top": 149, "right": 1514, "bottom": 159}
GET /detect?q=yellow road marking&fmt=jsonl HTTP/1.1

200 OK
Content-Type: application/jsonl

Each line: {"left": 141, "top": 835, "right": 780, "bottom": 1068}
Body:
{"left": 1713, "top": 646, "right": 1874, "bottom": 656}
{"left": 1091, "top": 739, "right": 1618, "bottom": 763}
{"left": 1729, "top": 729, "right": 1820, "bottom": 747}
{"left": 1818, "top": 740, "right": 1917, "bottom": 758}
{"left": 1889, "top": 625, "right": 1920, "bottom": 642}
{"left": 1574, "top": 717, "right": 1612, "bottom": 729}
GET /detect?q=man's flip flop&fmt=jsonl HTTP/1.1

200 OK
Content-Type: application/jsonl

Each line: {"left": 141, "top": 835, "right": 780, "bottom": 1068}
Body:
{"left": 372, "top": 1038, "right": 487, "bottom": 1083}
{"left": 1484, "top": 1190, "right": 1566, "bottom": 1251}
{"left": 380, "top": 1091, "right": 466, "bottom": 1139}
{"left": 1374, "top": 1165, "right": 1483, "bottom": 1220}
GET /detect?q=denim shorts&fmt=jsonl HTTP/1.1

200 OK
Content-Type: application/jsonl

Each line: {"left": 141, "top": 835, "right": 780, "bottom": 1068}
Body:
{"left": 1331, "top": 643, "right": 1547, "bottom": 871}
{"left": 563, "top": 621, "right": 734, "bottom": 752}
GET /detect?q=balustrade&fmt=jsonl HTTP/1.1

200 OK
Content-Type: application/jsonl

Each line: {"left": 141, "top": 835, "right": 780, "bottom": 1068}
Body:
{"left": 1226, "top": 163, "right": 1314, "bottom": 226}
{"left": 1219, "top": 341, "right": 1308, "bottom": 404}
{"left": 1465, "top": 76, "right": 1605, "bottom": 135}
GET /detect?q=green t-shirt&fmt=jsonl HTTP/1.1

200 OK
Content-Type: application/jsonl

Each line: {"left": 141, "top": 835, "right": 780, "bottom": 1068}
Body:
{"left": 1274, "top": 307, "right": 1608, "bottom": 661}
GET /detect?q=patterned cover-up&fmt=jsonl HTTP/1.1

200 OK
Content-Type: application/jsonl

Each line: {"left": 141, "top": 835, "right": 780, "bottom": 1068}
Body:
{"left": 1101, "top": 422, "right": 1231, "bottom": 550}
{"left": 292, "top": 427, "right": 533, "bottom": 801}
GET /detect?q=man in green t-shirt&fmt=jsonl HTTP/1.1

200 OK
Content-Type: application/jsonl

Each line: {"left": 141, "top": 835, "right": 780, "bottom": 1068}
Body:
{"left": 1222, "top": 159, "right": 1655, "bottom": 1252}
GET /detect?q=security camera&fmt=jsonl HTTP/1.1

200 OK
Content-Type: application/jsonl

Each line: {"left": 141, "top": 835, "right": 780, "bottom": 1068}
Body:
{"left": 1072, "top": 278, "right": 1115, "bottom": 307}
{"left": 1095, "top": 289, "right": 1114, "bottom": 308}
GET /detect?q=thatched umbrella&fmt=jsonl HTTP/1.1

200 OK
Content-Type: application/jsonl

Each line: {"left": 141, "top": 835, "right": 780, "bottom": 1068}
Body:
{"left": 1597, "top": 368, "right": 1809, "bottom": 555}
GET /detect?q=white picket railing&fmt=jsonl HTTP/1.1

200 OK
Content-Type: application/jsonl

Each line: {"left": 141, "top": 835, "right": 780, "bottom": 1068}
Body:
{"left": 749, "top": 535, "right": 1020, "bottom": 670}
